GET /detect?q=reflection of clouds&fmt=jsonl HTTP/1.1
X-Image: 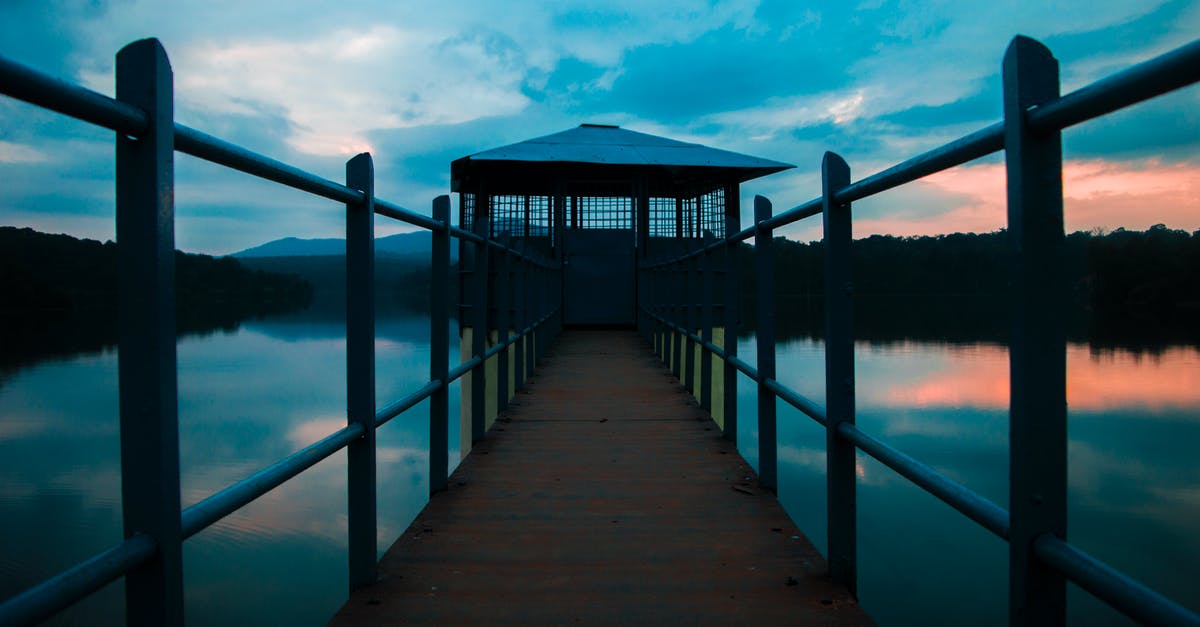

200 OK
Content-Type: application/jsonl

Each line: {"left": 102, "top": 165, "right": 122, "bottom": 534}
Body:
{"left": 0, "top": 419, "right": 47, "bottom": 441}
{"left": 191, "top": 452, "right": 351, "bottom": 549}
{"left": 0, "top": 475, "right": 38, "bottom": 500}
{"left": 46, "top": 468, "right": 121, "bottom": 508}
{"left": 778, "top": 444, "right": 825, "bottom": 472}
{"left": 1068, "top": 440, "right": 1156, "bottom": 496}
{"left": 1069, "top": 441, "right": 1200, "bottom": 537}
{"left": 1144, "top": 485, "right": 1200, "bottom": 535}
{"left": 778, "top": 444, "right": 881, "bottom": 486}
{"left": 883, "top": 414, "right": 979, "bottom": 439}
{"left": 378, "top": 445, "right": 425, "bottom": 465}
{"left": 287, "top": 416, "right": 348, "bottom": 449}
{"left": 876, "top": 343, "right": 1200, "bottom": 413}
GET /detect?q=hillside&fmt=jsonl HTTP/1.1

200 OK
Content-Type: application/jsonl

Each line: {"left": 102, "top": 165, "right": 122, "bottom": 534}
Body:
{"left": 0, "top": 227, "right": 315, "bottom": 372}
{"left": 0, "top": 226, "right": 313, "bottom": 313}
{"left": 231, "top": 231, "right": 459, "bottom": 261}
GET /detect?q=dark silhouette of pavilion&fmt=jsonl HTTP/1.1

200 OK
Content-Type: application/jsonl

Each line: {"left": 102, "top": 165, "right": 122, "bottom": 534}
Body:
{"left": 452, "top": 123, "right": 793, "bottom": 326}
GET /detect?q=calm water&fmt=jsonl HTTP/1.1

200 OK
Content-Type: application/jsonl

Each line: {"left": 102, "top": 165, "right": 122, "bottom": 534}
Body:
{"left": 0, "top": 310, "right": 460, "bottom": 626}
{"left": 734, "top": 337, "right": 1200, "bottom": 626}
{"left": 2, "top": 311, "right": 1198, "bottom": 625}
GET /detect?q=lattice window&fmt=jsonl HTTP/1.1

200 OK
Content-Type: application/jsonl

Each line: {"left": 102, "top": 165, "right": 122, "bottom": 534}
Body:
{"left": 567, "top": 196, "right": 633, "bottom": 230}
{"left": 648, "top": 197, "right": 678, "bottom": 238}
{"left": 459, "top": 192, "right": 476, "bottom": 230}
{"left": 697, "top": 187, "right": 726, "bottom": 238}
{"left": 488, "top": 194, "right": 553, "bottom": 238}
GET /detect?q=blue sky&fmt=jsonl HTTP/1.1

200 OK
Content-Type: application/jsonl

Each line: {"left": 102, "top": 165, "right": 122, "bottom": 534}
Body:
{"left": 1, "top": 0, "right": 1197, "bottom": 254}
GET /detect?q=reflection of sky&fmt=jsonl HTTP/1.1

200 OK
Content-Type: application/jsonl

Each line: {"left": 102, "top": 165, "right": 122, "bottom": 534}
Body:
{"left": 735, "top": 335, "right": 1200, "bottom": 626}
{"left": 0, "top": 314, "right": 458, "bottom": 625}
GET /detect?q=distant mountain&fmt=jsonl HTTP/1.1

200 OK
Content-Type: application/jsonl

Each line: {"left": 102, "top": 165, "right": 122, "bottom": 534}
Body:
{"left": 231, "top": 232, "right": 456, "bottom": 260}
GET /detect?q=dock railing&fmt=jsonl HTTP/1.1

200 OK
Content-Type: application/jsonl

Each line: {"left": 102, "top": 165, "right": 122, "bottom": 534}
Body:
{"left": 0, "top": 38, "right": 561, "bottom": 626}
{"left": 640, "top": 35, "right": 1200, "bottom": 626}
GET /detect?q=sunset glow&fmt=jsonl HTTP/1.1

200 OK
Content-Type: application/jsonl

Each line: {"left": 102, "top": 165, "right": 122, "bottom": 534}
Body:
{"left": 879, "top": 343, "right": 1200, "bottom": 413}
{"left": 850, "top": 158, "right": 1200, "bottom": 238}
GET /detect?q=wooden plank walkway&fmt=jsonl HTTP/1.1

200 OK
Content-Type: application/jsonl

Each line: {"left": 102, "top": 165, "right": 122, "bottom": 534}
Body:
{"left": 330, "top": 330, "right": 870, "bottom": 625}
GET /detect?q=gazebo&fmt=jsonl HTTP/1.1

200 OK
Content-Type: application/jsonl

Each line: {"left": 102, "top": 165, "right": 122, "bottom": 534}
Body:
{"left": 451, "top": 123, "right": 793, "bottom": 326}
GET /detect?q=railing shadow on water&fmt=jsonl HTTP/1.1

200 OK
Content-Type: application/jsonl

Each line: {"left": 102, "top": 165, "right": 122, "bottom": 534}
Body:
{"left": 639, "top": 35, "right": 1200, "bottom": 627}
{"left": 0, "top": 38, "right": 562, "bottom": 626}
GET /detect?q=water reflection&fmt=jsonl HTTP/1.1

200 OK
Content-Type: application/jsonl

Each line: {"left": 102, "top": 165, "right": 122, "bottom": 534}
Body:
{"left": 3, "top": 301, "right": 1199, "bottom": 625}
{"left": 0, "top": 305, "right": 458, "bottom": 626}
{"left": 740, "top": 337, "right": 1200, "bottom": 626}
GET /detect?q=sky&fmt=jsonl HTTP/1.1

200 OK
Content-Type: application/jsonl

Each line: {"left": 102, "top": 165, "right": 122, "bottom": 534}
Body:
{"left": 0, "top": 0, "right": 1197, "bottom": 255}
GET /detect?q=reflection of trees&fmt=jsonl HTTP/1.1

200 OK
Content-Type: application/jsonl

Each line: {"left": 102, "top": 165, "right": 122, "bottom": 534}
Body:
{"left": 0, "top": 227, "right": 313, "bottom": 374}
{"left": 733, "top": 227, "right": 1200, "bottom": 352}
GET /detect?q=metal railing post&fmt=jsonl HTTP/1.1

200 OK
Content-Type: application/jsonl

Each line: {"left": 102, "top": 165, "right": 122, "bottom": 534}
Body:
{"left": 822, "top": 151, "right": 857, "bottom": 596}
{"left": 429, "top": 196, "right": 451, "bottom": 494}
{"left": 671, "top": 258, "right": 684, "bottom": 380}
{"left": 496, "top": 233, "right": 512, "bottom": 413}
{"left": 657, "top": 261, "right": 667, "bottom": 355}
{"left": 753, "top": 195, "right": 777, "bottom": 491}
{"left": 471, "top": 197, "right": 490, "bottom": 443}
{"left": 114, "top": 38, "right": 184, "bottom": 627}
{"left": 345, "top": 152, "right": 377, "bottom": 590}
{"left": 722, "top": 184, "right": 740, "bottom": 443}
{"left": 533, "top": 261, "right": 544, "bottom": 363}
{"left": 1004, "top": 35, "right": 1067, "bottom": 626}
{"left": 664, "top": 262, "right": 673, "bottom": 370}
{"left": 513, "top": 242, "right": 527, "bottom": 393}
{"left": 700, "top": 232, "right": 715, "bottom": 413}
{"left": 684, "top": 241, "right": 698, "bottom": 396}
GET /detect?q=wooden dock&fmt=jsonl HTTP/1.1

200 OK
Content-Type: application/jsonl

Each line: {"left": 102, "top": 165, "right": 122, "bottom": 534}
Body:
{"left": 329, "top": 330, "right": 869, "bottom": 625}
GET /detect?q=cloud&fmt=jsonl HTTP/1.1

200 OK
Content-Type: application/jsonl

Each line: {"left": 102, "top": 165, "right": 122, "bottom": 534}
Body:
{"left": 2, "top": 0, "right": 1196, "bottom": 254}
{"left": 0, "top": 141, "right": 49, "bottom": 164}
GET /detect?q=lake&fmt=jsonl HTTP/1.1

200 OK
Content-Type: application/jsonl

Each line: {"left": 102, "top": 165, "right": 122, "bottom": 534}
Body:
{"left": 1, "top": 304, "right": 1197, "bottom": 625}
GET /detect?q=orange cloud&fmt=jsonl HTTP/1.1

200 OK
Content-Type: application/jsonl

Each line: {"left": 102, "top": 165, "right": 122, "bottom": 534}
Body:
{"left": 850, "top": 158, "right": 1200, "bottom": 237}
{"left": 878, "top": 344, "right": 1200, "bottom": 413}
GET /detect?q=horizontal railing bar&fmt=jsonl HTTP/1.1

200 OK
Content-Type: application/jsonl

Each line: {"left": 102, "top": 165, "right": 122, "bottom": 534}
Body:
{"left": 449, "top": 225, "right": 484, "bottom": 244}
{"left": 0, "top": 533, "right": 156, "bottom": 626}
{"left": 645, "top": 304, "right": 1008, "bottom": 539}
{"left": 837, "top": 421, "right": 1011, "bottom": 539}
{"left": 0, "top": 54, "right": 147, "bottom": 136}
{"left": 445, "top": 310, "right": 557, "bottom": 384}
{"left": 1034, "top": 534, "right": 1200, "bottom": 627}
{"left": 645, "top": 308, "right": 762, "bottom": 381}
{"left": 482, "top": 342, "right": 504, "bottom": 360}
{"left": 729, "top": 225, "right": 756, "bottom": 244}
{"left": 1027, "top": 38, "right": 1200, "bottom": 135}
{"left": 375, "top": 380, "right": 442, "bottom": 428}
{"left": 836, "top": 123, "right": 1005, "bottom": 205}
{"left": 0, "top": 56, "right": 458, "bottom": 233}
{"left": 180, "top": 423, "right": 365, "bottom": 538}
{"left": 759, "top": 197, "right": 823, "bottom": 231}
{"left": 447, "top": 226, "right": 556, "bottom": 268}
{"left": 764, "top": 378, "right": 827, "bottom": 426}
{"left": 447, "top": 356, "right": 482, "bottom": 384}
{"left": 645, "top": 223, "right": 756, "bottom": 269}
{"left": 727, "top": 354, "right": 759, "bottom": 380}
{"left": 375, "top": 199, "right": 442, "bottom": 232}
{"left": 174, "top": 125, "right": 362, "bottom": 205}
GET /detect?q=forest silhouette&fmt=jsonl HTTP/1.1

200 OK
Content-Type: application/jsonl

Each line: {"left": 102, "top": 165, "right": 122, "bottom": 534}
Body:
{"left": 4, "top": 223, "right": 1199, "bottom": 373}
{"left": 734, "top": 225, "right": 1200, "bottom": 349}
{"left": 0, "top": 226, "right": 312, "bottom": 373}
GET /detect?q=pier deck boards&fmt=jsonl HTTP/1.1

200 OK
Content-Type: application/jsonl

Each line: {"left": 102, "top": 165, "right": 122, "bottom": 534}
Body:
{"left": 330, "top": 330, "right": 869, "bottom": 625}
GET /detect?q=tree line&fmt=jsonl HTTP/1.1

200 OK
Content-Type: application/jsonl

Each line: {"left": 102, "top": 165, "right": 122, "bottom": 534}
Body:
{"left": 1, "top": 226, "right": 313, "bottom": 373}
{"left": 730, "top": 225, "right": 1200, "bottom": 348}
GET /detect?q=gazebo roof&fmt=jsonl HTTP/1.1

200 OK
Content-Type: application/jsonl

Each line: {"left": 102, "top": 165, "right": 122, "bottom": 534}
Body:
{"left": 451, "top": 124, "right": 793, "bottom": 197}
